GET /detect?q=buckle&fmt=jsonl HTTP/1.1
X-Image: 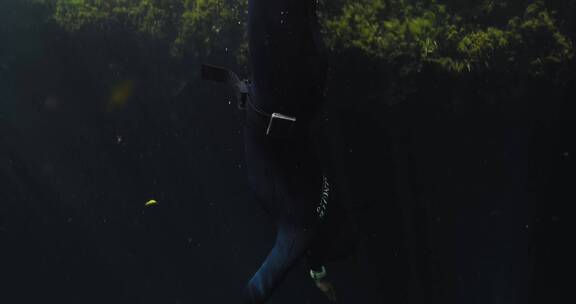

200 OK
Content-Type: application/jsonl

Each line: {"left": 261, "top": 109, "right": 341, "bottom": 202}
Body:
{"left": 266, "top": 113, "right": 297, "bottom": 136}
{"left": 237, "top": 80, "right": 249, "bottom": 110}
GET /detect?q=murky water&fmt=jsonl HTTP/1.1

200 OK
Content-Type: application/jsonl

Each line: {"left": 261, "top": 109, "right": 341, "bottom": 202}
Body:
{"left": 1, "top": 1, "right": 573, "bottom": 303}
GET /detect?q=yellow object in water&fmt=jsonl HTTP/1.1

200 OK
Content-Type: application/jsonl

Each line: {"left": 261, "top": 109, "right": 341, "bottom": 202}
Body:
{"left": 145, "top": 199, "right": 158, "bottom": 207}
{"left": 108, "top": 80, "right": 134, "bottom": 111}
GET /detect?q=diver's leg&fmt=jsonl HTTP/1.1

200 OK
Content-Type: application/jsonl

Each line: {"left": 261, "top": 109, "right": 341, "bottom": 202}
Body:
{"left": 241, "top": 126, "right": 326, "bottom": 303}
{"left": 242, "top": 222, "right": 317, "bottom": 304}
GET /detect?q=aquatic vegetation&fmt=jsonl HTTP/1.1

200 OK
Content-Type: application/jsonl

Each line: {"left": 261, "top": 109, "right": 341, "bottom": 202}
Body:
{"left": 323, "top": 0, "right": 574, "bottom": 78}
{"left": 29, "top": 1, "right": 574, "bottom": 74}
{"left": 323, "top": 0, "right": 446, "bottom": 60}
{"left": 172, "top": 0, "right": 247, "bottom": 58}
{"left": 23, "top": 0, "right": 576, "bottom": 102}
{"left": 36, "top": 0, "right": 181, "bottom": 38}
{"left": 28, "top": 0, "right": 247, "bottom": 60}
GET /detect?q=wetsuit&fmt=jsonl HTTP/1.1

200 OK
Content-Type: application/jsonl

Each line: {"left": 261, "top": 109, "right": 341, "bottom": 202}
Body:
{"left": 241, "top": 0, "right": 343, "bottom": 303}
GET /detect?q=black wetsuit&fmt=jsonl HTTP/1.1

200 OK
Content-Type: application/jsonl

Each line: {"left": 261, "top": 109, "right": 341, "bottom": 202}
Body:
{"left": 247, "top": 0, "right": 327, "bottom": 122}
{"left": 241, "top": 0, "right": 349, "bottom": 303}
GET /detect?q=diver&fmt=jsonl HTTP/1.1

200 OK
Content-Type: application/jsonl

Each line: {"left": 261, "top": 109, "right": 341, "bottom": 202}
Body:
{"left": 203, "top": 0, "right": 356, "bottom": 303}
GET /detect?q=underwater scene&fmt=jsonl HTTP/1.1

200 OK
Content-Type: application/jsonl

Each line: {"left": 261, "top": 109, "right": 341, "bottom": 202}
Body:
{"left": 1, "top": 1, "right": 573, "bottom": 303}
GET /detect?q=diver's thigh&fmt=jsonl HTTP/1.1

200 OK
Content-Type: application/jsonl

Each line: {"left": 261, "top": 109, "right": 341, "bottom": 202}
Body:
{"left": 245, "top": 222, "right": 318, "bottom": 303}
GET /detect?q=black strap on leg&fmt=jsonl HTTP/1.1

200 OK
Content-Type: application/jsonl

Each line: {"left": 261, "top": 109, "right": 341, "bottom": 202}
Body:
{"left": 201, "top": 63, "right": 297, "bottom": 137}
{"left": 201, "top": 63, "right": 249, "bottom": 110}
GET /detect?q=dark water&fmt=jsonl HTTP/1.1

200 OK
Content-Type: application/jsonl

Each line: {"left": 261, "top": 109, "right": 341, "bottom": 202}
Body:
{"left": 1, "top": 1, "right": 573, "bottom": 303}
